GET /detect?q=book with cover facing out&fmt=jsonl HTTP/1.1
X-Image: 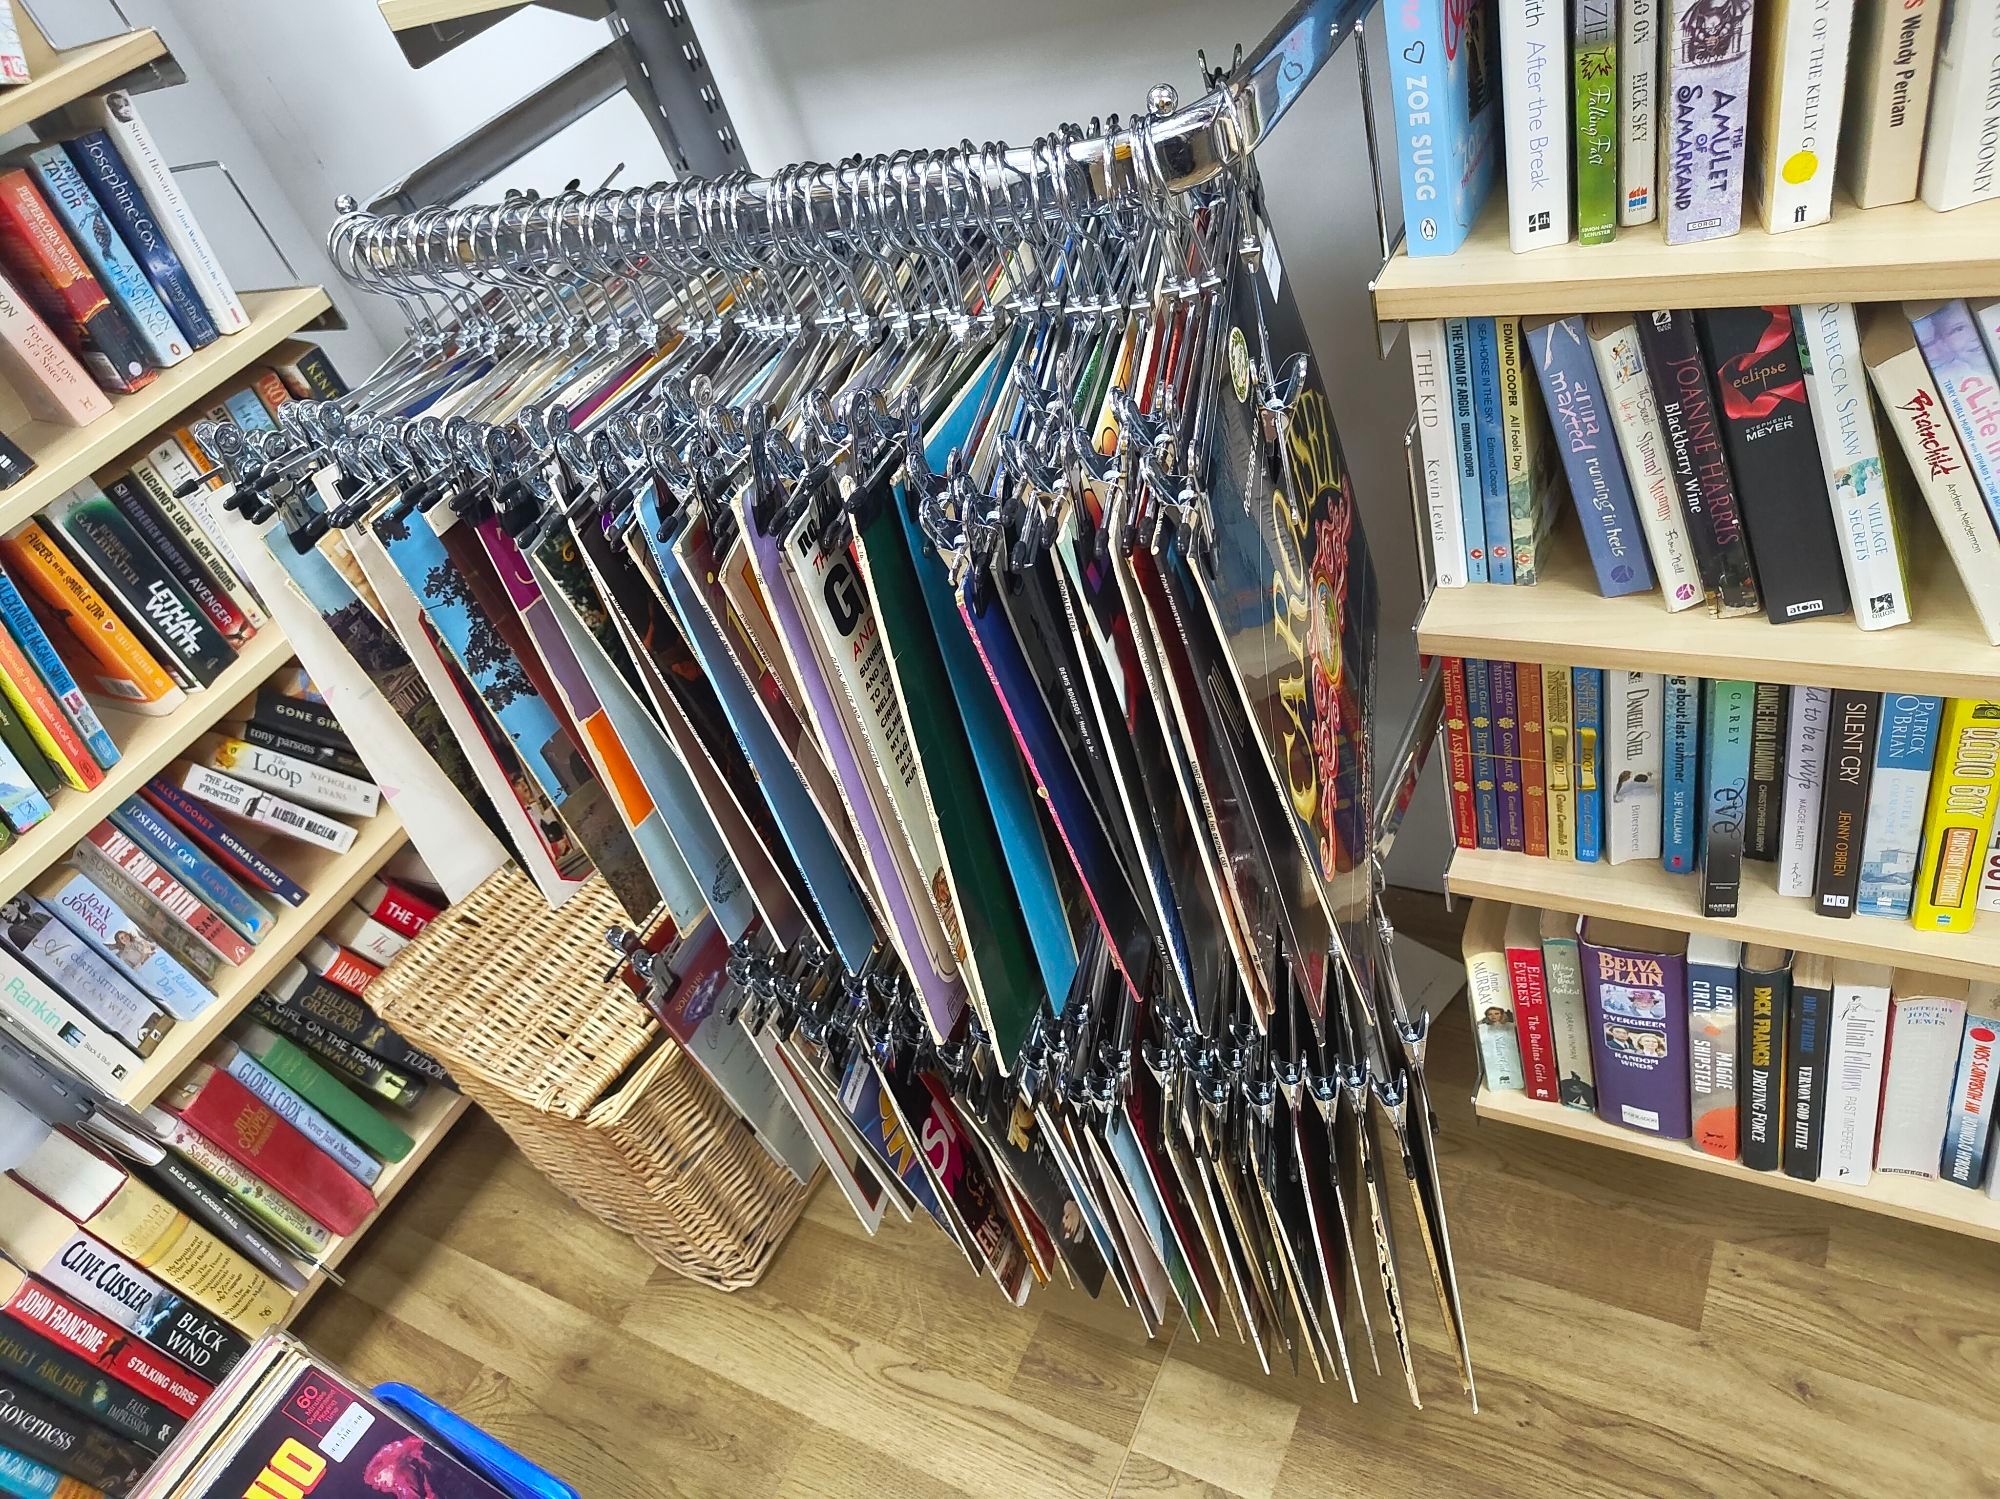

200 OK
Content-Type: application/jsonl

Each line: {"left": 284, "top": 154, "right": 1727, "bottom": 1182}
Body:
{"left": 1746, "top": 683, "right": 1786, "bottom": 860}
{"left": 1857, "top": 693, "right": 1943, "bottom": 918}
{"left": 1573, "top": 0, "right": 1619, "bottom": 243}
{"left": 1581, "top": 917, "right": 1691, "bottom": 1137}
{"left": 1701, "top": 679, "right": 1753, "bottom": 917}
{"left": 1504, "top": 903, "right": 1560, "bottom": 1101}
{"left": 1822, "top": 962, "right": 1893, "bottom": 1185}
{"left": 1540, "top": 909, "right": 1597, "bottom": 1108}
{"left": 1841, "top": 0, "right": 1941, "bottom": 207}
{"left": 1783, "top": 952, "right": 1835, "bottom": 1180}
{"left": 1543, "top": 663, "right": 1577, "bottom": 859}
{"left": 1687, "top": 934, "right": 1742, "bottom": 1158}
{"left": 1661, "top": 0, "right": 1756, "bottom": 242}
{"left": 1491, "top": 660, "right": 1526, "bottom": 851}
{"left": 1662, "top": 675, "right": 1700, "bottom": 874}
{"left": 1877, "top": 973, "right": 1970, "bottom": 1176}
{"left": 1385, "top": 0, "right": 1501, "bottom": 257}
{"left": 1605, "top": 670, "right": 1662, "bottom": 865}
{"left": 1814, "top": 690, "right": 1879, "bottom": 917}
{"left": 1463, "top": 900, "right": 1527, "bottom": 1091}
{"left": 1778, "top": 686, "right": 1831, "bottom": 896}
{"left": 1526, "top": 314, "right": 1654, "bottom": 597}
{"left": 1574, "top": 667, "right": 1605, "bottom": 862}
{"left": 1466, "top": 658, "right": 1501, "bottom": 849}
{"left": 1443, "top": 658, "right": 1478, "bottom": 848}
{"left": 1698, "top": 305, "right": 1851, "bottom": 624}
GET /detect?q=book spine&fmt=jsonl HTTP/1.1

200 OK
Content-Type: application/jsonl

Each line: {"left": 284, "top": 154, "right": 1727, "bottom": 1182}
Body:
{"left": 0, "top": 527, "right": 181, "bottom": 713}
{"left": 1573, "top": 667, "right": 1605, "bottom": 861}
{"left": 0, "top": 171, "right": 149, "bottom": 393}
{"left": 1798, "top": 302, "right": 1909, "bottom": 627}
{"left": 1777, "top": 686, "right": 1832, "bottom": 896}
{"left": 1784, "top": 974, "right": 1831, "bottom": 1179}
{"left": 0, "top": 574, "right": 116, "bottom": 774}
{"left": 1, "top": 1278, "right": 208, "bottom": 1418}
{"left": 1500, "top": 0, "right": 1573, "bottom": 248}
{"left": 1604, "top": 670, "right": 1663, "bottom": 864}
{"left": 249, "top": 994, "right": 424, "bottom": 1108}
{"left": 1516, "top": 659, "right": 1549, "bottom": 856}
{"left": 1701, "top": 679, "right": 1753, "bottom": 916}
{"left": 0, "top": 706, "right": 52, "bottom": 832}
{"left": 108, "top": 797, "right": 274, "bottom": 941}
{"left": 1442, "top": 658, "right": 1478, "bottom": 847}
{"left": 1814, "top": 689, "right": 1879, "bottom": 917}
{"left": 1582, "top": 936, "right": 1692, "bottom": 1136}
{"left": 1700, "top": 305, "right": 1852, "bottom": 623}
{"left": 1384, "top": 0, "right": 1497, "bottom": 256}
{"left": 0, "top": 1308, "right": 183, "bottom": 1451}
{"left": 1941, "top": 1011, "right": 2000, "bottom": 1183}
{"left": 1444, "top": 318, "right": 1488, "bottom": 581}
{"left": 1635, "top": 310, "right": 1762, "bottom": 612}
{"left": 97, "top": 478, "right": 247, "bottom": 648}
{"left": 0, "top": 895, "right": 165, "bottom": 1055}
{"left": 294, "top": 346, "right": 347, "bottom": 397}
{"left": 1507, "top": 940, "right": 1561, "bottom": 1101}
{"left": 0, "top": 1379, "right": 148, "bottom": 1493}
{"left": 1621, "top": 0, "right": 1660, "bottom": 223}
{"left": 238, "top": 721, "right": 368, "bottom": 782}
{"left": 87, "top": 1183, "right": 288, "bottom": 1337}
{"left": 1688, "top": 947, "right": 1741, "bottom": 1157}
{"left": 168, "top": 1070, "right": 375, "bottom": 1235}
{"left": 63, "top": 842, "right": 222, "bottom": 986}
{"left": 0, "top": 609, "right": 96, "bottom": 792}
{"left": 200, "top": 736, "right": 376, "bottom": 818}
{"left": 123, "top": 461, "right": 266, "bottom": 635}
{"left": 1856, "top": 693, "right": 1944, "bottom": 917}
{"left": 1528, "top": 315, "right": 1655, "bottom": 596}
{"left": 238, "top": 1024, "right": 413, "bottom": 1161}
{"left": 1914, "top": 698, "right": 2000, "bottom": 929}
{"left": 362, "top": 880, "right": 439, "bottom": 939}
{"left": 1465, "top": 658, "right": 1502, "bottom": 849}
{"left": 325, "top": 908, "right": 407, "bottom": 966}
{"left": 128, "top": 1285, "right": 248, "bottom": 1382}
{"left": 152, "top": 1113, "right": 330, "bottom": 1260}
{"left": 1919, "top": 0, "right": 2000, "bottom": 208}
{"left": 1491, "top": 661, "right": 1526, "bottom": 851}
{"left": 220, "top": 1050, "right": 382, "bottom": 1188}
{"left": 1543, "top": 663, "right": 1576, "bottom": 859}
{"left": 1876, "top": 997, "right": 1963, "bottom": 1175}
{"left": 60, "top": 133, "right": 217, "bottom": 347}
{"left": 1822, "top": 976, "right": 1891, "bottom": 1184}
{"left": 250, "top": 369, "right": 293, "bottom": 418}
{"left": 1574, "top": 0, "right": 1619, "bottom": 242}
{"left": 1908, "top": 299, "right": 2000, "bottom": 538}
{"left": 37, "top": 868, "right": 212, "bottom": 1020}
{"left": 0, "top": 949, "right": 135, "bottom": 1094}
{"left": 136, "top": 777, "right": 307, "bottom": 907}
{"left": 1661, "top": 674, "right": 1701, "bottom": 873}
{"left": 283, "top": 969, "right": 446, "bottom": 1083}
{"left": 1465, "top": 935, "right": 1528, "bottom": 1091}
{"left": 251, "top": 686, "right": 349, "bottom": 752}
{"left": 1470, "top": 318, "right": 1515, "bottom": 582}
{"left": 79, "top": 824, "right": 253, "bottom": 965}
{"left": 1841, "top": 0, "right": 1941, "bottom": 206}
{"left": 1588, "top": 313, "right": 1704, "bottom": 609}
{"left": 178, "top": 764, "right": 355, "bottom": 854}
{"left": 0, "top": 272, "right": 109, "bottom": 426}
{"left": 305, "top": 942, "right": 380, "bottom": 998}
{"left": 1409, "top": 320, "right": 1467, "bottom": 588}
{"left": 1662, "top": 0, "right": 1756, "bottom": 241}
{"left": 1497, "top": 317, "right": 1546, "bottom": 581}
{"left": 140, "top": 1156, "right": 307, "bottom": 1294}
{"left": 1541, "top": 930, "right": 1597, "bottom": 1108}
{"left": 1746, "top": 683, "right": 1788, "bottom": 858}
{"left": 1752, "top": 0, "right": 1858, "bottom": 230}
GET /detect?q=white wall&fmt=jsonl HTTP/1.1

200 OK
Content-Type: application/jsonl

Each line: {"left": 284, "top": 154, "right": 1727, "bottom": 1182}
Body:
{"left": 48, "top": 0, "right": 1450, "bottom": 890}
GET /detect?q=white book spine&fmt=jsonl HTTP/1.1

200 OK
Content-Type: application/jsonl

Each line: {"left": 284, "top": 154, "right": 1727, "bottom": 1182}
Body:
{"left": 1408, "top": 320, "right": 1467, "bottom": 587}
{"left": 1758, "top": 0, "right": 1859, "bottom": 229}
{"left": 68, "top": 92, "right": 250, "bottom": 333}
{"left": 1822, "top": 965, "right": 1893, "bottom": 1183}
{"left": 1498, "top": 0, "right": 1573, "bottom": 249}
{"left": 1976, "top": 299, "right": 2000, "bottom": 372}
{"left": 1841, "top": 0, "right": 1943, "bottom": 206}
{"left": 0, "top": 948, "right": 135, "bottom": 1094}
{"left": 1588, "top": 317, "right": 1704, "bottom": 610}
{"left": 1466, "top": 947, "right": 1526, "bottom": 1091}
{"left": 181, "top": 764, "right": 357, "bottom": 854}
{"left": 202, "top": 735, "right": 378, "bottom": 818}
{"left": 1980, "top": 821, "right": 2000, "bottom": 910}
{"left": 1799, "top": 302, "right": 1909, "bottom": 628}
{"left": 1920, "top": 0, "right": 2000, "bottom": 208}
{"left": 1778, "top": 686, "right": 1832, "bottom": 895}
{"left": 1619, "top": 0, "right": 1660, "bottom": 222}
{"left": 1876, "top": 995, "right": 1966, "bottom": 1175}
{"left": 1605, "top": 671, "right": 1664, "bottom": 863}
{"left": 1865, "top": 338, "right": 2000, "bottom": 644}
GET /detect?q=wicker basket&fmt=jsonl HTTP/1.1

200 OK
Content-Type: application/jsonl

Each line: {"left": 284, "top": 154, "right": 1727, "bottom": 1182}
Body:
{"left": 368, "top": 866, "right": 657, "bottom": 1119}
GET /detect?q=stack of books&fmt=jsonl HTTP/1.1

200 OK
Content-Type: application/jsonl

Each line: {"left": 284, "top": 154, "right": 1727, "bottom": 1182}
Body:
{"left": 1442, "top": 658, "right": 1999, "bottom": 931}
{"left": 1388, "top": 0, "right": 1999, "bottom": 256}
{"left": 1411, "top": 301, "right": 2000, "bottom": 644}
{"left": 1464, "top": 900, "right": 2000, "bottom": 1192}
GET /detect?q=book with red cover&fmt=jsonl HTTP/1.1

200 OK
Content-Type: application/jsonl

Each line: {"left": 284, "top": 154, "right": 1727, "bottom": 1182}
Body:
{"left": 304, "top": 936, "right": 381, "bottom": 997}
{"left": 80, "top": 821, "right": 255, "bottom": 966}
{"left": 0, "top": 170, "right": 152, "bottom": 394}
{"left": 0, "top": 1263, "right": 209, "bottom": 1419}
{"left": 1442, "top": 657, "right": 1478, "bottom": 849}
{"left": 162, "top": 1063, "right": 376, "bottom": 1235}
{"left": 356, "top": 875, "right": 441, "bottom": 940}
{"left": 1516, "top": 662, "right": 1550, "bottom": 857}
{"left": 1504, "top": 904, "right": 1561, "bottom": 1102}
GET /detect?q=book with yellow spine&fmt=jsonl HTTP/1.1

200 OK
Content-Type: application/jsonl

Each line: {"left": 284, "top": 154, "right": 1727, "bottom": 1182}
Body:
{"left": 0, "top": 521, "right": 185, "bottom": 713}
{"left": 1913, "top": 699, "right": 2000, "bottom": 930}
{"left": 1542, "top": 663, "right": 1576, "bottom": 860}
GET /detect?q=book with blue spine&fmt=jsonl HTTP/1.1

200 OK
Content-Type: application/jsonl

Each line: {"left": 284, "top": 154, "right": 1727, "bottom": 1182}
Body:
{"left": 1701, "top": 679, "right": 1755, "bottom": 917}
{"left": 1385, "top": 0, "right": 1502, "bottom": 257}
{"left": 1856, "top": 693, "right": 1944, "bottom": 918}
{"left": 1906, "top": 300, "right": 2000, "bottom": 538}
{"left": 1573, "top": 667, "right": 1605, "bottom": 862}
{"left": 1492, "top": 660, "right": 1526, "bottom": 849}
{"left": 138, "top": 775, "right": 308, "bottom": 907}
{"left": 1470, "top": 316, "right": 1515, "bottom": 582}
{"left": 213, "top": 1040, "right": 382, "bottom": 1189}
{"left": 1662, "top": 675, "right": 1700, "bottom": 874}
{"left": 18, "top": 144, "right": 188, "bottom": 369}
{"left": 1466, "top": 658, "right": 1502, "bottom": 849}
{"left": 220, "top": 388, "right": 275, "bottom": 434}
{"left": 107, "top": 796, "right": 274, "bottom": 942}
{"left": 1526, "top": 314, "right": 1655, "bottom": 597}
{"left": 1445, "top": 318, "right": 1489, "bottom": 582}
{"left": 0, "top": 568, "right": 118, "bottom": 772}
{"left": 61, "top": 131, "right": 217, "bottom": 348}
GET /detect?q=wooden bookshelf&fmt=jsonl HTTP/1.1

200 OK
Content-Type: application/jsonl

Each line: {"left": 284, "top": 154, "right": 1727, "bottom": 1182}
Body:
{"left": 1372, "top": 194, "right": 2000, "bottom": 321}
{"left": 115, "top": 809, "right": 410, "bottom": 1107}
{"left": 0, "top": 631, "right": 292, "bottom": 904}
{"left": 0, "top": 287, "right": 333, "bottom": 533}
{"left": 378, "top": 0, "right": 526, "bottom": 28}
{"left": 283, "top": 1086, "right": 471, "bottom": 1324}
{"left": 1416, "top": 526, "right": 1998, "bottom": 696}
{"left": 1476, "top": 1086, "right": 2000, "bottom": 1244}
{"left": 1448, "top": 849, "right": 2000, "bottom": 983}
{"left": 0, "top": 28, "right": 170, "bottom": 137}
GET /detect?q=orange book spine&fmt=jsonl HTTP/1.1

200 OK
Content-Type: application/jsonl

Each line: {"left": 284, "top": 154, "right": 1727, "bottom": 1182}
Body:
{"left": 171, "top": 424, "right": 225, "bottom": 491}
{"left": 249, "top": 368, "right": 290, "bottom": 418}
{"left": 0, "top": 595, "right": 95, "bottom": 789}
{"left": 0, "top": 523, "right": 183, "bottom": 714}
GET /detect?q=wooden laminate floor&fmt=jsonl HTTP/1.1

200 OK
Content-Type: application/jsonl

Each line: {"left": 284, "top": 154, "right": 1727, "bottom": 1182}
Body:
{"left": 297, "top": 968, "right": 2000, "bottom": 1498}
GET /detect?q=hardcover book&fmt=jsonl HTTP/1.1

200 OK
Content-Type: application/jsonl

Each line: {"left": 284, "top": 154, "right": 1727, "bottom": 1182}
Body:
{"left": 1409, "top": 320, "right": 1467, "bottom": 587}
{"left": 1634, "top": 309, "right": 1761, "bottom": 613}
{"left": 30, "top": 866, "right": 211, "bottom": 1022}
{"left": 1491, "top": 660, "right": 1526, "bottom": 850}
{"left": 1586, "top": 312, "right": 1703, "bottom": 610}
{"left": 1526, "top": 314, "right": 1654, "bottom": 596}
{"left": 1604, "top": 670, "right": 1663, "bottom": 864}
{"left": 1619, "top": 0, "right": 1659, "bottom": 223}
{"left": 1573, "top": 0, "right": 1619, "bottom": 242}
{"left": 1443, "top": 657, "right": 1478, "bottom": 847}
{"left": 1444, "top": 318, "right": 1489, "bottom": 581}
{"left": 61, "top": 130, "right": 218, "bottom": 347}
{"left": 0, "top": 169, "right": 150, "bottom": 393}
{"left": 1876, "top": 976, "right": 1971, "bottom": 1175}
{"left": 1540, "top": 909, "right": 1597, "bottom": 1108}
{"left": 1385, "top": 0, "right": 1502, "bottom": 256}
{"left": 1905, "top": 299, "right": 2000, "bottom": 540}
{"left": 1463, "top": 900, "right": 1527, "bottom": 1090}
{"left": 1542, "top": 663, "right": 1577, "bottom": 858}
{"left": 1470, "top": 316, "right": 1514, "bottom": 582}
{"left": 1777, "top": 685, "right": 1831, "bottom": 896}
{"left": 1698, "top": 305, "right": 1852, "bottom": 624}
{"left": 1798, "top": 301, "right": 1909, "bottom": 628}
{"left": 233, "top": 1019, "right": 413, "bottom": 1163}
{"left": 209, "top": 1037, "right": 382, "bottom": 1189}
{"left": 1687, "top": 933, "right": 1742, "bottom": 1158}
{"left": 1661, "top": 674, "right": 1700, "bottom": 873}
{"left": 1700, "top": 679, "right": 1753, "bottom": 917}
{"left": 1466, "top": 657, "right": 1502, "bottom": 849}
{"left": 1573, "top": 666, "right": 1605, "bottom": 861}
{"left": 1940, "top": 998, "right": 2000, "bottom": 1185}
{"left": 1498, "top": 0, "right": 1573, "bottom": 248}
{"left": 1822, "top": 962, "right": 1893, "bottom": 1184}
{"left": 1661, "top": 0, "right": 1756, "bottom": 241}
{"left": 1580, "top": 917, "right": 1691, "bottom": 1136}
{"left": 1841, "top": 0, "right": 1941, "bottom": 206}
{"left": 1746, "top": 682, "right": 1787, "bottom": 859}
{"left": 1813, "top": 689, "right": 1878, "bottom": 917}
{"left": 1783, "top": 952, "right": 1835, "bottom": 1180}
{"left": 1913, "top": 698, "right": 2000, "bottom": 929}
{"left": 1856, "top": 693, "right": 1943, "bottom": 917}
{"left": 1748, "top": 0, "right": 1858, "bottom": 230}
{"left": 1517, "top": 658, "right": 1550, "bottom": 855}
{"left": 1919, "top": 0, "right": 2000, "bottom": 208}
{"left": 1504, "top": 903, "right": 1561, "bottom": 1101}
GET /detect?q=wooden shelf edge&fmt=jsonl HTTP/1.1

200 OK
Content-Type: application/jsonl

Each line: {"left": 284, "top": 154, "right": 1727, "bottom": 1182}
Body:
{"left": 116, "top": 813, "right": 410, "bottom": 1108}
{"left": 378, "top": 0, "right": 526, "bottom": 29}
{"left": 283, "top": 1089, "right": 471, "bottom": 1324}
{"left": 0, "top": 633, "right": 294, "bottom": 905}
{"left": 1475, "top": 1086, "right": 2000, "bottom": 1244}
{"left": 0, "top": 30, "right": 170, "bottom": 138}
